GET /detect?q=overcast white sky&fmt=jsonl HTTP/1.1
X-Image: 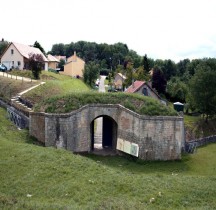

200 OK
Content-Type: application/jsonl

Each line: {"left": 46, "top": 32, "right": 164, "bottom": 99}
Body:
{"left": 1, "top": 0, "right": 216, "bottom": 62}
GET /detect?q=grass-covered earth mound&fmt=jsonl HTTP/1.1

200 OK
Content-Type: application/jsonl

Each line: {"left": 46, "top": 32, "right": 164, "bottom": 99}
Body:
{"left": 34, "top": 92, "right": 177, "bottom": 116}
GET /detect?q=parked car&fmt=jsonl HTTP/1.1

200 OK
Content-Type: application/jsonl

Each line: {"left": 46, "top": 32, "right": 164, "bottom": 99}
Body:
{"left": 0, "top": 63, "right": 7, "bottom": 72}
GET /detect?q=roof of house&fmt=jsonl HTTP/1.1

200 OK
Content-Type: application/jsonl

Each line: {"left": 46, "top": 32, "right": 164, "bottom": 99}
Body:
{"left": 3, "top": 42, "right": 48, "bottom": 61}
{"left": 126, "top": 81, "right": 145, "bottom": 93}
{"left": 66, "top": 51, "right": 85, "bottom": 64}
{"left": 54, "top": 55, "right": 66, "bottom": 61}
{"left": 116, "top": 73, "right": 126, "bottom": 80}
{"left": 126, "top": 80, "right": 162, "bottom": 100}
{"left": 47, "top": 54, "right": 60, "bottom": 62}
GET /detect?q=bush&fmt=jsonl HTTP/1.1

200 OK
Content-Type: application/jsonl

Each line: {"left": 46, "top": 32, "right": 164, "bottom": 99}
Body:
{"left": 48, "top": 68, "right": 59, "bottom": 74}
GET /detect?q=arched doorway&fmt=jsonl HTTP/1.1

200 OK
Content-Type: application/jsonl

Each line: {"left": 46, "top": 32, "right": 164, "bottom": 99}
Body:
{"left": 90, "top": 115, "right": 118, "bottom": 153}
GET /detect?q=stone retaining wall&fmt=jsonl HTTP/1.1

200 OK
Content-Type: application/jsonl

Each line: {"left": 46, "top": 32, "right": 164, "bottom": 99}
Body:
{"left": 0, "top": 98, "right": 29, "bottom": 128}
{"left": 185, "top": 135, "right": 216, "bottom": 153}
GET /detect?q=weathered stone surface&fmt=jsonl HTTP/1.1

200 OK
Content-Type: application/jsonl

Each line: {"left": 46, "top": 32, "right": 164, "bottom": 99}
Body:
{"left": 29, "top": 104, "right": 184, "bottom": 160}
{"left": 29, "top": 112, "right": 45, "bottom": 143}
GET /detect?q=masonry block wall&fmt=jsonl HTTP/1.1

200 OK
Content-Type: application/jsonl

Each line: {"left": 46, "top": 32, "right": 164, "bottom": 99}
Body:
{"left": 30, "top": 104, "right": 184, "bottom": 160}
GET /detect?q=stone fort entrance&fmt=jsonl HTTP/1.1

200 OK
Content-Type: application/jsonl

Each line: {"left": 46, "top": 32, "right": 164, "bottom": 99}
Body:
{"left": 30, "top": 104, "right": 184, "bottom": 160}
{"left": 90, "top": 116, "right": 118, "bottom": 152}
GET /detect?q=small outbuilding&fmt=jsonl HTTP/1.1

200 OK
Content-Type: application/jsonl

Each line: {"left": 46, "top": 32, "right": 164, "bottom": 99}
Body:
{"left": 173, "top": 102, "right": 184, "bottom": 112}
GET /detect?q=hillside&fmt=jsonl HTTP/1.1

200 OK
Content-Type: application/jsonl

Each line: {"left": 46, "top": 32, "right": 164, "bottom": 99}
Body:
{"left": 0, "top": 76, "right": 39, "bottom": 102}
{"left": 0, "top": 107, "right": 216, "bottom": 209}
{"left": 3, "top": 70, "right": 176, "bottom": 116}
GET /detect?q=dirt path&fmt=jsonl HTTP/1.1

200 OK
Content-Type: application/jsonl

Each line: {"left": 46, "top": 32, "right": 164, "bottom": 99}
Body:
{"left": 94, "top": 76, "right": 107, "bottom": 149}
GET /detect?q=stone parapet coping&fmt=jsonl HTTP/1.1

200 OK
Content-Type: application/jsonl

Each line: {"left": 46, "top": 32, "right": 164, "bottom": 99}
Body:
{"left": 30, "top": 104, "right": 183, "bottom": 121}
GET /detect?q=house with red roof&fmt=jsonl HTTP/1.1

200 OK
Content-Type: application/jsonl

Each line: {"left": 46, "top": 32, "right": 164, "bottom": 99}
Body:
{"left": 125, "top": 80, "right": 162, "bottom": 102}
{"left": 0, "top": 42, "right": 48, "bottom": 70}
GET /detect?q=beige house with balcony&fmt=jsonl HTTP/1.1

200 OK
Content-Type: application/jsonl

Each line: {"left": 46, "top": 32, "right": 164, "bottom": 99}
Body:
{"left": 0, "top": 42, "right": 48, "bottom": 70}
{"left": 60, "top": 52, "right": 85, "bottom": 77}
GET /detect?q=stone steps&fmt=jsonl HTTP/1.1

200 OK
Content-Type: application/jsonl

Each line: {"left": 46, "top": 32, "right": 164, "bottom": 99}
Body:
{"left": 11, "top": 96, "right": 33, "bottom": 111}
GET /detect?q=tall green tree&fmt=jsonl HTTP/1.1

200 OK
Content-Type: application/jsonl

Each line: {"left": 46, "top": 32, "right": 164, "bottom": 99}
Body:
{"left": 162, "top": 59, "right": 177, "bottom": 80}
{"left": 176, "top": 59, "right": 190, "bottom": 76}
{"left": 58, "top": 59, "right": 65, "bottom": 71}
{"left": 83, "top": 61, "right": 100, "bottom": 87}
{"left": 152, "top": 66, "right": 167, "bottom": 95}
{"left": 124, "top": 62, "right": 135, "bottom": 87}
{"left": 166, "top": 77, "right": 188, "bottom": 102}
{"left": 50, "top": 43, "right": 65, "bottom": 56}
{"left": 0, "top": 39, "right": 9, "bottom": 56}
{"left": 134, "top": 66, "right": 150, "bottom": 81}
{"left": 33, "top": 41, "right": 46, "bottom": 55}
{"left": 188, "top": 63, "right": 216, "bottom": 121}
{"left": 142, "top": 54, "right": 150, "bottom": 72}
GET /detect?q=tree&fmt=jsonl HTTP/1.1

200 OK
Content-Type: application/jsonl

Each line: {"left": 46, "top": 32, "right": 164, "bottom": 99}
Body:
{"left": 188, "top": 63, "right": 216, "bottom": 121}
{"left": 176, "top": 59, "right": 190, "bottom": 76}
{"left": 152, "top": 66, "right": 167, "bottom": 94}
{"left": 28, "top": 53, "right": 44, "bottom": 79}
{"left": 33, "top": 41, "right": 46, "bottom": 55}
{"left": 50, "top": 43, "right": 65, "bottom": 55}
{"left": 142, "top": 54, "right": 150, "bottom": 72}
{"left": 83, "top": 61, "right": 100, "bottom": 87}
{"left": 166, "top": 77, "right": 188, "bottom": 102}
{"left": 162, "top": 59, "right": 177, "bottom": 80}
{"left": 0, "top": 39, "right": 9, "bottom": 56}
{"left": 134, "top": 66, "right": 150, "bottom": 81}
{"left": 58, "top": 59, "right": 65, "bottom": 71}
{"left": 186, "top": 59, "right": 202, "bottom": 76}
{"left": 124, "top": 62, "right": 135, "bottom": 87}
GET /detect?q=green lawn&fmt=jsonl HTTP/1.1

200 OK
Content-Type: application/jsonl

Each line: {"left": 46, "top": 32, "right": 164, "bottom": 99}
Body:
{"left": 21, "top": 71, "right": 90, "bottom": 105}
{"left": 0, "top": 107, "right": 216, "bottom": 210}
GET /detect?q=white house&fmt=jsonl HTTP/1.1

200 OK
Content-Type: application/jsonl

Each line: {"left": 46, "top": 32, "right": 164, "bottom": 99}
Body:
{"left": 0, "top": 42, "right": 48, "bottom": 70}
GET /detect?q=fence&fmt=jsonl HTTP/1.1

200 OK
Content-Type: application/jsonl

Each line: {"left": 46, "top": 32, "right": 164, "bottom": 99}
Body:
{"left": 0, "top": 72, "right": 32, "bottom": 82}
{"left": 185, "top": 135, "right": 216, "bottom": 153}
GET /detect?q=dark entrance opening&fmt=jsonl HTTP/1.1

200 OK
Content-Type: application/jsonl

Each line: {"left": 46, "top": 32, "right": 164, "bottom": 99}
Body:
{"left": 90, "top": 115, "right": 118, "bottom": 154}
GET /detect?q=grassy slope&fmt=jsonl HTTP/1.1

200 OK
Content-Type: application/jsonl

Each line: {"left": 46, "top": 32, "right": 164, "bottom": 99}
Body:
{"left": 22, "top": 71, "right": 90, "bottom": 105}
{"left": 0, "top": 77, "right": 39, "bottom": 102}
{"left": 8, "top": 71, "right": 176, "bottom": 116}
{"left": 34, "top": 92, "right": 177, "bottom": 116}
{"left": 0, "top": 107, "right": 216, "bottom": 210}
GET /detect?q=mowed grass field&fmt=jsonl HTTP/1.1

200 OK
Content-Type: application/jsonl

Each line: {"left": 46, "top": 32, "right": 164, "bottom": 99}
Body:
{"left": 0, "top": 107, "right": 216, "bottom": 210}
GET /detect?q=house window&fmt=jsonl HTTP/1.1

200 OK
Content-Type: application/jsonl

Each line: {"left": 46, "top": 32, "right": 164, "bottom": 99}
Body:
{"left": 11, "top": 49, "right": 14, "bottom": 55}
{"left": 12, "top": 61, "right": 14, "bottom": 65}
{"left": 142, "top": 87, "right": 148, "bottom": 96}
{"left": 18, "top": 61, "right": 21, "bottom": 66}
